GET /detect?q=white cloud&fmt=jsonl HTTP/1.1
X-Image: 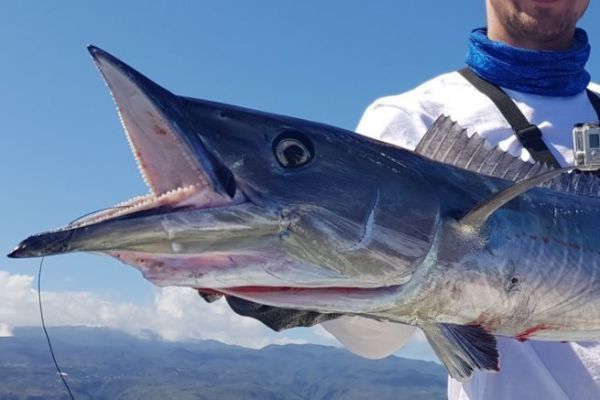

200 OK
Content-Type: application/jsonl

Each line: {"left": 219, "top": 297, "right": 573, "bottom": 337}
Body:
{"left": 0, "top": 270, "right": 334, "bottom": 349}
{"left": 0, "top": 323, "right": 11, "bottom": 337}
{"left": 0, "top": 270, "right": 437, "bottom": 362}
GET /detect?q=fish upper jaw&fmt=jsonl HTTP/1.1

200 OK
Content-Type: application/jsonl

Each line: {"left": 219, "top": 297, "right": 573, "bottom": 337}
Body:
{"left": 54, "top": 45, "right": 242, "bottom": 234}
{"left": 87, "top": 45, "right": 235, "bottom": 200}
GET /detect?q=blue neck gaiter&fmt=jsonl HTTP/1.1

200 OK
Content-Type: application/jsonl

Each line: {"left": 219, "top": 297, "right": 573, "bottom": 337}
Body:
{"left": 465, "top": 27, "right": 591, "bottom": 97}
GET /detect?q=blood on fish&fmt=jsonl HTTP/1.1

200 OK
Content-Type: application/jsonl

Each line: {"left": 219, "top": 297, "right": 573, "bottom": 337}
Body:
{"left": 470, "top": 312, "right": 503, "bottom": 331}
{"left": 515, "top": 324, "right": 548, "bottom": 342}
{"left": 154, "top": 125, "right": 168, "bottom": 136}
{"left": 221, "top": 285, "right": 377, "bottom": 295}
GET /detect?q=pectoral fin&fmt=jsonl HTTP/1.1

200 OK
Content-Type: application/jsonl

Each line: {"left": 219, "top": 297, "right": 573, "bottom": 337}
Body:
{"left": 421, "top": 323, "right": 499, "bottom": 380}
{"left": 460, "top": 167, "right": 574, "bottom": 229}
{"left": 226, "top": 296, "right": 341, "bottom": 331}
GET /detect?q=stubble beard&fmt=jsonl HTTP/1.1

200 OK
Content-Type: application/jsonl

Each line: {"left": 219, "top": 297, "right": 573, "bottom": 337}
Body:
{"left": 497, "top": 6, "right": 579, "bottom": 44}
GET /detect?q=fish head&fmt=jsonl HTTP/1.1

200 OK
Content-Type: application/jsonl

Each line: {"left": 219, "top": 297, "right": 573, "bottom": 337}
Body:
{"left": 8, "top": 47, "right": 440, "bottom": 313}
{"left": 180, "top": 93, "right": 442, "bottom": 283}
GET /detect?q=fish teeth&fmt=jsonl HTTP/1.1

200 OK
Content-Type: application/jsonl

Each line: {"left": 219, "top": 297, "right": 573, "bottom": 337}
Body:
{"left": 90, "top": 57, "right": 157, "bottom": 196}
{"left": 56, "top": 184, "right": 202, "bottom": 232}
{"left": 118, "top": 109, "right": 156, "bottom": 195}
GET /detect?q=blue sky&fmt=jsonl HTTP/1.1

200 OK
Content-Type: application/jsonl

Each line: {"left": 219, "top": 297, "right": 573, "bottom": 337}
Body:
{"left": 2, "top": 1, "right": 600, "bottom": 360}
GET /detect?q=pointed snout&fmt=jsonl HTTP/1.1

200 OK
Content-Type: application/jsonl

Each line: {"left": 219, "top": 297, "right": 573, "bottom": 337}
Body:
{"left": 7, "top": 202, "right": 283, "bottom": 260}
{"left": 7, "top": 229, "right": 74, "bottom": 258}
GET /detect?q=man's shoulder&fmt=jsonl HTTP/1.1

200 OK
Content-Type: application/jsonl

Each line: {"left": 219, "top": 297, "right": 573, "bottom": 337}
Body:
{"left": 356, "top": 71, "right": 476, "bottom": 150}
{"left": 365, "top": 71, "right": 467, "bottom": 114}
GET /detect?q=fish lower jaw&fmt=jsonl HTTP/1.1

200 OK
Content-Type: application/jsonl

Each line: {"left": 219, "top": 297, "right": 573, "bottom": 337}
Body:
{"left": 58, "top": 185, "right": 198, "bottom": 230}
{"left": 57, "top": 183, "right": 239, "bottom": 232}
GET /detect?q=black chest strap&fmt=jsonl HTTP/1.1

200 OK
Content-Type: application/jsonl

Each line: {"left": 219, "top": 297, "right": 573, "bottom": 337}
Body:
{"left": 458, "top": 67, "right": 559, "bottom": 167}
{"left": 458, "top": 67, "right": 600, "bottom": 168}
{"left": 586, "top": 87, "right": 600, "bottom": 118}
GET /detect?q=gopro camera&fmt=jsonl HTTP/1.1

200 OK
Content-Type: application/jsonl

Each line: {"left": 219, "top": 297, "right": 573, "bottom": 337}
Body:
{"left": 573, "top": 122, "right": 600, "bottom": 170}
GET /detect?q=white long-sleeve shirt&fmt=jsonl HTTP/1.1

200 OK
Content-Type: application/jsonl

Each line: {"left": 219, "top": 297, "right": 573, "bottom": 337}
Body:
{"left": 351, "top": 71, "right": 600, "bottom": 399}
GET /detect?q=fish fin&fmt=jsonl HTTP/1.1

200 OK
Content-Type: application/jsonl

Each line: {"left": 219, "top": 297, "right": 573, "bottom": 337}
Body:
{"left": 415, "top": 116, "right": 536, "bottom": 179}
{"left": 322, "top": 316, "right": 415, "bottom": 359}
{"left": 416, "top": 116, "right": 600, "bottom": 198}
{"left": 197, "top": 289, "right": 223, "bottom": 303}
{"left": 421, "top": 323, "right": 499, "bottom": 381}
{"left": 460, "top": 167, "right": 573, "bottom": 228}
{"left": 226, "top": 296, "right": 341, "bottom": 331}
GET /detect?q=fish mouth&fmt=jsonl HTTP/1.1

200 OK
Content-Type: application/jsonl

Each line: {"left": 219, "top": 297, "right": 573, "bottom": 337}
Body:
{"left": 9, "top": 45, "right": 242, "bottom": 258}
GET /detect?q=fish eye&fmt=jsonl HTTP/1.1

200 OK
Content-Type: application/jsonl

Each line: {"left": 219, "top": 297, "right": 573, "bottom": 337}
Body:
{"left": 273, "top": 132, "right": 313, "bottom": 168}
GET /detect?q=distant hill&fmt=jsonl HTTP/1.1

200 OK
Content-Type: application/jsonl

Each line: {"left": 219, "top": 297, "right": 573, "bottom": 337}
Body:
{"left": 0, "top": 327, "right": 446, "bottom": 400}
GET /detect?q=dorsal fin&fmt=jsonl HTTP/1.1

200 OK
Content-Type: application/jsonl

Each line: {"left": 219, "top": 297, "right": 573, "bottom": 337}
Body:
{"left": 416, "top": 116, "right": 600, "bottom": 197}
{"left": 415, "top": 116, "right": 543, "bottom": 180}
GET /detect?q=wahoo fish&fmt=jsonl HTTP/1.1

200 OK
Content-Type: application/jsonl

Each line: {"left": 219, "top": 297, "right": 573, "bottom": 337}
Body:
{"left": 8, "top": 47, "right": 600, "bottom": 379}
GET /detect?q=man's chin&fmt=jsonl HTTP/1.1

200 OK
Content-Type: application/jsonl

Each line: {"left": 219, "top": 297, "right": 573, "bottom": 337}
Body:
{"left": 508, "top": 12, "right": 575, "bottom": 45}
{"left": 490, "top": 0, "right": 585, "bottom": 49}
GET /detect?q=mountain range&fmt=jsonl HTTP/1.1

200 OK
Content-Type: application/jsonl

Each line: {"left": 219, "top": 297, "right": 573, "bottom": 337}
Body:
{"left": 0, "top": 326, "right": 446, "bottom": 399}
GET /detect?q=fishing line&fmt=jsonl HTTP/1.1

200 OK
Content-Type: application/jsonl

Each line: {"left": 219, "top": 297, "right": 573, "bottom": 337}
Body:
{"left": 68, "top": 204, "right": 128, "bottom": 226}
{"left": 38, "top": 256, "right": 75, "bottom": 400}
{"left": 36, "top": 204, "right": 129, "bottom": 399}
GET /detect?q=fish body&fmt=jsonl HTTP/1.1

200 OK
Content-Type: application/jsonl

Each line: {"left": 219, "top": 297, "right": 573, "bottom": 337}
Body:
{"left": 8, "top": 47, "right": 600, "bottom": 378}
